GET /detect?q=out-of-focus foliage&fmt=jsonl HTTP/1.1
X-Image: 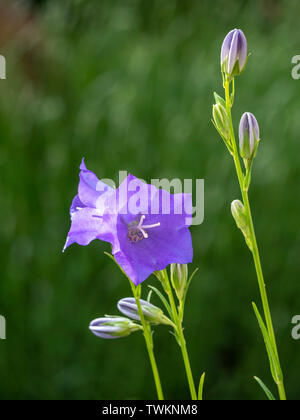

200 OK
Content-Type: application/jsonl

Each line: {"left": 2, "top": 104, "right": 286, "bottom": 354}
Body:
{"left": 0, "top": 0, "right": 300, "bottom": 400}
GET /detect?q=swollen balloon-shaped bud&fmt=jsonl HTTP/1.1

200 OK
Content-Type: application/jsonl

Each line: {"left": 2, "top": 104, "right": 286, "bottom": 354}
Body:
{"left": 170, "top": 263, "right": 188, "bottom": 301}
{"left": 239, "top": 112, "right": 260, "bottom": 160}
{"left": 212, "top": 102, "right": 231, "bottom": 141}
{"left": 117, "top": 298, "right": 172, "bottom": 326}
{"left": 221, "top": 29, "right": 247, "bottom": 79}
{"left": 89, "top": 316, "right": 141, "bottom": 339}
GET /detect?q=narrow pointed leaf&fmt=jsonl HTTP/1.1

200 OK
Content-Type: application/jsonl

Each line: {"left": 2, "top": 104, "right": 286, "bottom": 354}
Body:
{"left": 148, "top": 286, "right": 174, "bottom": 323}
{"left": 183, "top": 268, "right": 199, "bottom": 307}
{"left": 252, "top": 302, "right": 281, "bottom": 384}
{"left": 198, "top": 372, "right": 206, "bottom": 401}
{"left": 213, "top": 92, "right": 226, "bottom": 108}
{"left": 254, "top": 377, "right": 276, "bottom": 401}
{"left": 147, "top": 289, "right": 153, "bottom": 302}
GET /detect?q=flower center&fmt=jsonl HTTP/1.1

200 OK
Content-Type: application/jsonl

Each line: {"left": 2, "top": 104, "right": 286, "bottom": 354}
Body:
{"left": 127, "top": 215, "right": 160, "bottom": 243}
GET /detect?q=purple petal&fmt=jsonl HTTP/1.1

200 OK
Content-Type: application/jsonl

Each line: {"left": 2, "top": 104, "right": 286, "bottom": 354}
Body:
{"left": 227, "top": 30, "right": 238, "bottom": 75}
{"left": 221, "top": 29, "right": 235, "bottom": 65}
{"left": 70, "top": 194, "right": 86, "bottom": 215}
{"left": 239, "top": 112, "right": 247, "bottom": 147}
{"left": 114, "top": 210, "right": 193, "bottom": 285}
{"left": 247, "top": 113, "right": 255, "bottom": 152}
{"left": 97, "top": 211, "right": 121, "bottom": 254}
{"left": 237, "top": 29, "right": 247, "bottom": 71}
{"left": 63, "top": 207, "right": 103, "bottom": 251}
{"left": 78, "top": 158, "right": 114, "bottom": 209}
{"left": 250, "top": 113, "right": 260, "bottom": 140}
{"left": 115, "top": 226, "right": 192, "bottom": 286}
{"left": 149, "top": 189, "right": 193, "bottom": 227}
{"left": 114, "top": 174, "right": 157, "bottom": 216}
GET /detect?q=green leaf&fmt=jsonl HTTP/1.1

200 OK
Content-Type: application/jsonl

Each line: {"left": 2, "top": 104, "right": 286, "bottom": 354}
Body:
{"left": 182, "top": 268, "right": 199, "bottom": 308}
{"left": 252, "top": 302, "right": 281, "bottom": 384}
{"left": 148, "top": 286, "right": 174, "bottom": 323}
{"left": 213, "top": 92, "right": 226, "bottom": 108}
{"left": 198, "top": 372, "right": 206, "bottom": 400}
{"left": 254, "top": 377, "right": 276, "bottom": 401}
{"left": 146, "top": 289, "right": 153, "bottom": 302}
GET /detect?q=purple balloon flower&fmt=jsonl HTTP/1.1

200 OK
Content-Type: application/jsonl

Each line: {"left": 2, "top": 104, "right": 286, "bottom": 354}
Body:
{"left": 221, "top": 28, "right": 247, "bottom": 77}
{"left": 64, "top": 161, "right": 193, "bottom": 286}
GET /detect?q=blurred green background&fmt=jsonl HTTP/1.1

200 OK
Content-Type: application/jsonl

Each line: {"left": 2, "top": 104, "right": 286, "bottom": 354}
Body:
{"left": 0, "top": 0, "right": 300, "bottom": 400}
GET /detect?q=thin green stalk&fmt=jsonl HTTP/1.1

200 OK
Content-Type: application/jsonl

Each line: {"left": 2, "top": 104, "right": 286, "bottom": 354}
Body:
{"left": 224, "top": 79, "right": 286, "bottom": 400}
{"left": 162, "top": 271, "right": 197, "bottom": 400}
{"left": 129, "top": 281, "right": 164, "bottom": 400}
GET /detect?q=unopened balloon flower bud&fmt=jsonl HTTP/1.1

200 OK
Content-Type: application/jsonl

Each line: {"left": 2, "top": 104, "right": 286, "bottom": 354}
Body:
{"left": 231, "top": 200, "right": 247, "bottom": 231}
{"left": 89, "top": 316, "right": 141, "bottom": 339}
{"left": 231, "top": 200, "right": 252, "bottom": 251}
{"left": 212, "top": 102, "right": 231, "bottom": 141}
{"left": 221, "top": 29, "right": 247, "bottom": 79}
{"left": 239, "top": 112, "right": 260, "bottom": 160}
{"left": 117, "top": 298, "right": 172, "bottom": 326}
{"left": 214, "top": 92, "right": 226, "bottom": 108}
{"left": 170, "top": 263, "right": 188, "bottom": 301}
{"left": 153, "top": 270, "right": 168, "bottom": 289}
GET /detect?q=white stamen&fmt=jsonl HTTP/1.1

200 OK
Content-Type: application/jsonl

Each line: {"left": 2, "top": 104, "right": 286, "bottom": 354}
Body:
{"left": 128, "top": 214, "right": 161, "bottom": 242}
{"left": 137, "top": 214, "right": 160, "bottom": 239}
{"left": 139, "top": 228, "right": 148, "bottom": 239}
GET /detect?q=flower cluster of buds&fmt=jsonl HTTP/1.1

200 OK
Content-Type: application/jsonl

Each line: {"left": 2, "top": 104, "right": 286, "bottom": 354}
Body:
{"left": 213, "top": 29, "right": 261, "bottom": 172}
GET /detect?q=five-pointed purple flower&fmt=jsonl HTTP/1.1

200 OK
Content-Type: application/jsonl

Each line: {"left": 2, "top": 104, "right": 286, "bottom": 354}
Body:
{"left": 64, "top": 161, "right": 193, "bottom": 286}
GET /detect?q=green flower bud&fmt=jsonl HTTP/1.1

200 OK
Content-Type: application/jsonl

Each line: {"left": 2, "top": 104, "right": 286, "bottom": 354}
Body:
{"left": 231, "top": 200, "right": 252, "bottom": 251}
{"left": 214, "top": 92, "right": 226, "bottom": 108}
{"left": 89, "top": 316, "right": 141, "bottom": 339}
{"left": 170, "top": 263, "right": 188, "bottom": 301}
{"left": 212, "top": 103, "right": 231, "bottom": 142}
{"left": 231, "top": 200, "right": 247, "bottom": 230}
{"left": 118, "top": 298, "right": 171, "bottom": 325}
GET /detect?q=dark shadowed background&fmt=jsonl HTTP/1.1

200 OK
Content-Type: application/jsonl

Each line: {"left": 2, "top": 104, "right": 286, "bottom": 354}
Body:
{"left": 0, "top": 0, "right": 299, "bottom": 400}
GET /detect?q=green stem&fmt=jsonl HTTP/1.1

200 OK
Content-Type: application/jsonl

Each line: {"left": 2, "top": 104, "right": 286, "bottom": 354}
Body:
{"left": 163, "top": 271, "right": 197, "bottom": 400}
{"left": 129, "top": 281, "right": 164, "bottom": 400}
{"left": 224, "top": 79, "right": 286, "bottom": 400}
